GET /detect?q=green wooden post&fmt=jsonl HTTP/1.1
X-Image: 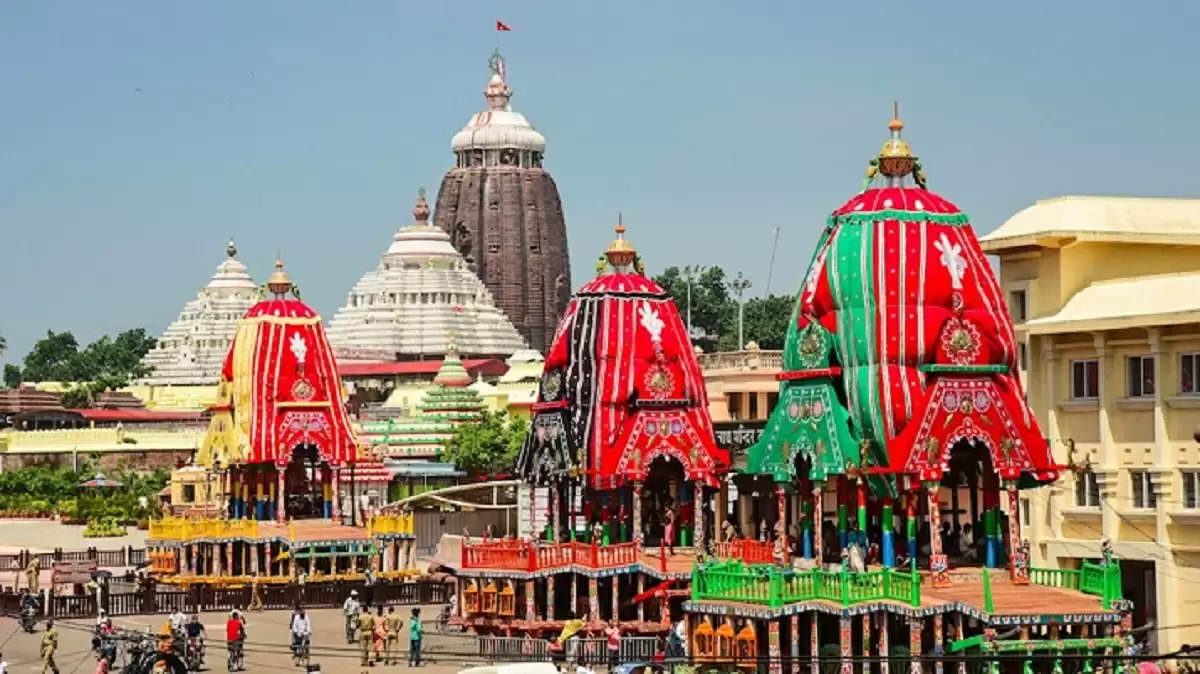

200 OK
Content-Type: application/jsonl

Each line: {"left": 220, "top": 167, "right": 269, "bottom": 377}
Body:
{"left": 981, "top": 567, "right": 995, "bottom": 614}
{"left": 840, "top": 571, "right": 849, "bottom": 606}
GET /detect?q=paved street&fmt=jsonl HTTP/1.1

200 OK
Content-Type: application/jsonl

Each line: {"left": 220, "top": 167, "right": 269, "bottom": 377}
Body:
{"left": 0, "top": 605, "right": 480, "bottom": 673}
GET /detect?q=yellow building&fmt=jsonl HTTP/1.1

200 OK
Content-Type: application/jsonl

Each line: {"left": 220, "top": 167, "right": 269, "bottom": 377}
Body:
{"left": 697, "top": 342, "right": 781, "bottom": 422}
{"left": 983, "top": 195, "right": 1200, "bottom": 653}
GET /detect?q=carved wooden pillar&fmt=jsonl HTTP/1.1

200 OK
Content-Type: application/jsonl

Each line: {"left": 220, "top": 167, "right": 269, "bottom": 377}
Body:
{"left": 768, "top": 618, "right": 783, "bottom": 674}
{"left": 839, "top": 615, "right": 853, "bottom": 674}
{"left": 791, "top": 614, "right": 800, "bottom": 674}
{"left": 909, "top": 618, "right": 923, "bottom": 674}
{"left": 276, "top": 470, "right": 286, "bottom": 523}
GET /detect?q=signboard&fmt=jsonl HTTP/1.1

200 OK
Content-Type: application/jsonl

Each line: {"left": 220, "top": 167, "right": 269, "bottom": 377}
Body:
{"left": 517, "top": 485, "right": 549, "bottom": 539}
{"left": 713, "top": 420, "right": 767, "bottom": 472}
{"left": 52, "top": 559, "right": 97, "bottom": 585}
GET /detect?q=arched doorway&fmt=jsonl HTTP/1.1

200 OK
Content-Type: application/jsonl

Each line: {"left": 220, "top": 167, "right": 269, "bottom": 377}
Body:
{"left": 642, "top": 455, "right": 686, "bottom": 546}
{"left": 934, "top": 438, "right": 997, "bottom": 567}
{"left": 283, "top": 443, "right": 330, "bottom": 519}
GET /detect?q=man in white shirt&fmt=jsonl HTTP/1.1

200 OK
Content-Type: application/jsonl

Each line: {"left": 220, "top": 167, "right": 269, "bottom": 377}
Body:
{"left": 168, "top": 609, "right": 186, "bottom": 634}
{"left": 290, "top": 607, "right": 311, "bottom": 665}
{"left": 342, "top": 591, "right": 361, "bottom": 643}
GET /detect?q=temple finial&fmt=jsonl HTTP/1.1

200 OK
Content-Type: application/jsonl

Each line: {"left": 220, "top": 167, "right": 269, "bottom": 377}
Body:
{"left": 888, "top": 101, "right": 904, "bottom": 133}
{"left": 267, "top": 257, "right": 292, "bottom": 297}
{"left": 604, "top": 214, "right": 636, "bottom": 270}
{"left": 226, "top": 238, "right": 237, "bottom": 258}
{"left": 413, "top": 187, "right": 431, "bottom": 224}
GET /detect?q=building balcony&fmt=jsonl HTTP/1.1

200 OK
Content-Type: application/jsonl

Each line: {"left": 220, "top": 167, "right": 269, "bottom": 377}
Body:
{"left": 697, "top": 349, "right": 782, "bottom": 373}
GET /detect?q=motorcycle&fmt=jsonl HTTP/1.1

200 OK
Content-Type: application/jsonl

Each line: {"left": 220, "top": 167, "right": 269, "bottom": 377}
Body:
{"left": 20, "top": 605, "right": 37, "bottom": 633}
{"left": 185, "top": 637, "right": 204, "bottom": 672}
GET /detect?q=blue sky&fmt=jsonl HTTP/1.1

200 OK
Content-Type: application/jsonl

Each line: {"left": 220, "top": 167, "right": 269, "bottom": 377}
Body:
{"left": 2, "top": 1, "right": 1198, "bottom": 365}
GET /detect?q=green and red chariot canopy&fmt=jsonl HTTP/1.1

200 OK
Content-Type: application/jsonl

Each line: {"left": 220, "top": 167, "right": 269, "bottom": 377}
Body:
{"left": 748, "top": 181, "right": 1060, "bottom": 485}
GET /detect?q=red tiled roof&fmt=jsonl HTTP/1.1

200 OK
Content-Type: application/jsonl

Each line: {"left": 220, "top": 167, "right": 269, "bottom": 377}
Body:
{"left": 338, "top": 359, "right": 509, "bottom": 378}
{"left": 72, "top": 409, "right": 206, "bottom": 422}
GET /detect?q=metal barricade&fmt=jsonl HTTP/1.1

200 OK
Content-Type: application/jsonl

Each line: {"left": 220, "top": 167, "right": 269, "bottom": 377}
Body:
{"left": 478, "top": 636, "right": 550, "bottom": 662}
{"left": 620, "top": 636, "right": 662, "bottom": 662}
{"left": 565, "top": 638, "right": 609, "bottom": 665}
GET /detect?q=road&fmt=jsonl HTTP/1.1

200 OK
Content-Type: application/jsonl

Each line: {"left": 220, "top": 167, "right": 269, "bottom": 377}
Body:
{"left": 0, "top": 604, "right": 481, "bottom": 674}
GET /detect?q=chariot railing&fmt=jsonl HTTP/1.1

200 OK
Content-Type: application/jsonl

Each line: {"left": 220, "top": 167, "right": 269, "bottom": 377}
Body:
{"left": 692, "top": 559, "right": 921, "bottom": 608}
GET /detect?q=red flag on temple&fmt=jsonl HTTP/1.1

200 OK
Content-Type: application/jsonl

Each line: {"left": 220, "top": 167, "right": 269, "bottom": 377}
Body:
{"left": 496, "top": 20, "right": 512, "bottom": 31}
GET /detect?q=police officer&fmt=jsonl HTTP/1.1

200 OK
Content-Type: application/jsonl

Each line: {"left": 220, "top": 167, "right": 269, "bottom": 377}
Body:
{"left": 357, "top": 605, "right": 374, "bottom": 666}
{"left": 40, "top": 618, "right": 59, "bottom": 674}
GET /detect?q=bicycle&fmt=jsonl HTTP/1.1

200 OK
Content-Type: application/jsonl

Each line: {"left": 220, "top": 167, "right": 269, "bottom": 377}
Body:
{"left": 291, "top": 635, "right": 310, "bottom": 668}
{"left": 226, "top": 640, "right": 244, "bottom": 673}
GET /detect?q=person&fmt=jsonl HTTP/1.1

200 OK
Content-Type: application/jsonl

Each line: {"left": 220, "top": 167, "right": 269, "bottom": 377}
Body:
{"left": 357, "top": 606, "right": 374, "bottom": 667}
{"left": 40, "top": 619, "right": 58, "bottom": 674}
{"left": 290, "top": 605, "right": 311, "bottom": 666}
{"left": 385, "top": 607, "right": 404, "bottom": 664}
{"left": 93, "top": 651, "right": 108, "bottom": 674}
{"left": 0, "top": 650, "right": 8, "bottom": 674}
{"left": 960, "top": 524, "right": 978, "bottom": 562}
{"left": 26, "top": 558, "right": 39, "bottom": 595}
{"left": 247, "top": 573, "right": 263, "bottom": 612}
{"left": 226, "top": 610, "right": 246, "bottom": 672}
{"left": 373, "top": 606, "right": 387, "bottom": 664}
{"left": 363, "top": 565, "right": 377, "bottom": 608}
{"left": 168, "top": 608, "right": 187, "bottom": 636}
{"left": 342, "top": 590, "right": 361, "bottom": 643}
{"left": 663, "top": 507, "right": 676, "bottom": 555}
{"left": 185, "top": 613, "right": 206, "bottom": 664}
{"left": 96, "top": 619, "right": 117, "bottom": 664}
{"left": 408, "top": 607, "right": 423, "bottom": 667}
{"left": 96, "top": 608, "right": 108, "bottom": 629}
{"left": 604, "top": 619, "right": 621, "bottom": 669}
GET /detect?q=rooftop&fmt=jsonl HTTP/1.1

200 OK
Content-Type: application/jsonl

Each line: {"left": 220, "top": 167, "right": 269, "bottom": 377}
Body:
{"left": 1024, "top": 270, "right": 1200, "bottom": 334}
{"left": 326, "top": 189, "right": 527, "bottom": 360}
{"left": 980, "top": 195, "right": 1200, "bottom": 252}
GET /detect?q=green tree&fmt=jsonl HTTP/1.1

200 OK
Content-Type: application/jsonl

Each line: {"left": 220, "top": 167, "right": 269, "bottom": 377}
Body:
{"left": 716, "top": 293, "right": 793, "bottom": 351}
{"left": 8, "top": 328, "right": 156, "bottom": 404}
{"left": 653, "top": 266, "right": 735, "bottom": 350}
{"left": 20, "top": 330, "right": 82, "bottom": 382}
{"left": 441, "top": 410, "right": 529, "bottom": 477}
{"left": 3, "top": 364, "right": 20, "bottom": 388}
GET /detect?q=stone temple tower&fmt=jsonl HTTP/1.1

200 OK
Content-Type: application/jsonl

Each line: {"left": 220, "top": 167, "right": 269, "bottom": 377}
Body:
{"left": 433, "top": 50, "right": 571, "bottom": 354}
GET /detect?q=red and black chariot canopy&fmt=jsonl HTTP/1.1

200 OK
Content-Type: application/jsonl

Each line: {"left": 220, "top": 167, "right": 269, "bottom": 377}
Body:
{"left": 516, "top": 223, "right": 729, "bottom": 488}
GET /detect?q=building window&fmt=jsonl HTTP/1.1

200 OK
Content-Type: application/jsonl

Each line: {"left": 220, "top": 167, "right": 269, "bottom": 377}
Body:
{"left": 1070, "top": 359, "right": 1100, "bottom": 400}
{"left": 1020, "top": 498, "right": 1031, "bottom": 527}
{"left": 1019, "top": 343, "right": 1028, "bottom": 371}
{"left": 1130, "top": 470, "right": 1156, "bottom": 509}
{"left": 1009, "top": 290, "right": 1027, "bottom": 322}
{"left": 1182, "top": 354, "right": 1200, "bottom": 395}
{"left": 182, "top": 485, "right": 195, "bottom": 504}
{"left": 1184, "top": 470, "right": 1200, "bottom": 509}
{"left": 1126, "top": 356, "right": 1155, "bottom": 398}
{"left": 1075, "top": 470, "right": 1100, "bottom": 507}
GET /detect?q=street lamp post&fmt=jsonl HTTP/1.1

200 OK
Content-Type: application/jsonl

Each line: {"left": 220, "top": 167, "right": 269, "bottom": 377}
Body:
{"left": 682, "top": 265, "right": 706, "bottom": 341}
{"left": 729, "top": 272, "right": 752, "bottom": 350}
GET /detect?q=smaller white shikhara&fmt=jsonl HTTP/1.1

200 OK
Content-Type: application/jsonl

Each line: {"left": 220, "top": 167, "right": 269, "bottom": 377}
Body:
{"left": 933, "top": 232, "right": 967, "bottom": 290}
{"left": 289, "top": 332, "right": 308, "bottom": 365}
{"left": 638, "top": 301, "right": 665, "bottom": 345}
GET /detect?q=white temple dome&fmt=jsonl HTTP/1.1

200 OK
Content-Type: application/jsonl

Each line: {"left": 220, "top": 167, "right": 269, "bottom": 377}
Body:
{"left": 327, "top": 189, "right": 528, "bottom": 360}
{"left": 450, "top": 74, "right": 546, "bottom": 154}
{"left": 138, "top": 240, "right": 258, "bottom": 386}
